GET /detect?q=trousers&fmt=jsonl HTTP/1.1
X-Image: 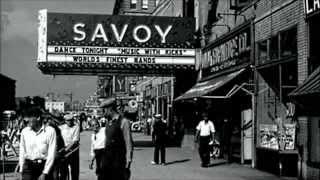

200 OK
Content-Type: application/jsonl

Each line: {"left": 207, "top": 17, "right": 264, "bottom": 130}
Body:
{"left": 153, "top": 142, "right": 166, "bottom": 164}
{"left": 22, "top": 159, "right": 47, "bottom": 180}
{"left": 60, "top": 149, "right": 79, "bottom": 180}
{"left": 102, "top": 148, "right": 127, "bottom": 180}
{"left": 199, "top": 135, "right": 211, "bottom": 166}
{"left": 94, "top": 149, "right": 105, "bottom": 180}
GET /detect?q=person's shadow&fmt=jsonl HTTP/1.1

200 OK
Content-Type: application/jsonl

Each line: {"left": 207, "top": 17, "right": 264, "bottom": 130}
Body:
{"left": 164, "top": 159, "right": 191, "bottom": 165}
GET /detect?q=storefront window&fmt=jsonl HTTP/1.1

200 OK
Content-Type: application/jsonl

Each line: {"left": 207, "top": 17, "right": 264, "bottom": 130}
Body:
{"left": 281, "top": 61, "right": 297, "bottom": 102}
{"left": 280, "top": 27, "right": 297, "bottom": 58}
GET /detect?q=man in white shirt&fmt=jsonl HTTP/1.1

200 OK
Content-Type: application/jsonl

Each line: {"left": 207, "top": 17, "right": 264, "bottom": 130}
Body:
{"left": 89, "top": 119, "right": 106, "bottom": 180}
{"left": 195, "top": 112, "right": 215, "bottom": 167}
{"left": 19, "top": 106, "right": 57, "bottom": 180}
{"left": 59, "top": 114, "right": 80, "bottom": 180}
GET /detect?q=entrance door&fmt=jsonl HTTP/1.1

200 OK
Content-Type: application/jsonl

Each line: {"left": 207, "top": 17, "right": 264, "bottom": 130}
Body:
{"left": 241, "top": 109, "right": 252, "bottom": 162}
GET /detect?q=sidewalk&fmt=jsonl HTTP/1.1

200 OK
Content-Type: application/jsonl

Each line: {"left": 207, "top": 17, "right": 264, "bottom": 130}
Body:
{"left": 2, "top": 131, "right": 289, "bottom": 180}
{"left": 131, "top": 146, "right": 282, "bottom": 180}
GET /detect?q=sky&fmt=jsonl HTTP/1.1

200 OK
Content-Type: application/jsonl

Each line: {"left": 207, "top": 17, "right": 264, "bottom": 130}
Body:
{"left": 0, "top": 0, "right": 115, "bottom": 101}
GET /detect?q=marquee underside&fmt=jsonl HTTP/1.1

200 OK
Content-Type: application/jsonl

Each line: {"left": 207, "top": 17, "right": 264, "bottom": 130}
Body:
{"left": 37, "top": 62, "right": 195, "bottom": 76}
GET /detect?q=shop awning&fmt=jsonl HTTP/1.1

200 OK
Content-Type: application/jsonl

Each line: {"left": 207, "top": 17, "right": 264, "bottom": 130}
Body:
{"left": 175, "top": 68, "right": 245, "bottom": 101}
{"left": 289, "top": 66, "right": 320, "bottom": 97}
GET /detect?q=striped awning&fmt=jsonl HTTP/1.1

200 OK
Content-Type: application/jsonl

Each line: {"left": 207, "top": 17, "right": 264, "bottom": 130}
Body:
{"left": 174, "top": 68, "right": 245, "bottom": 101}
{"left": 289, "top": 66, "right": 320, "bottom": 97}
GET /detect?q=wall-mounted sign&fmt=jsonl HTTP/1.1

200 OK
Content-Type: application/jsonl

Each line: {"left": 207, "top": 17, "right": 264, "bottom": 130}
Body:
{"left": 37, "top": 9, "right": 196, "bottom": 75}
{"left": 201, "top": 21, "right": 251, "bottom": 77}
{"left": 304, "top": 0, "right": 320, "bottom": 18}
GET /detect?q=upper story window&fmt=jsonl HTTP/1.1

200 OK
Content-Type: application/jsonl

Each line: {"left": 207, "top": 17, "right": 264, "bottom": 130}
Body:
{"left": 156, "top": 0, "right": 160, "bottom": 7}
{"left": 142, "top": 0, "right": 148, "bottom": 10}
{"left": 269, "top": 35, "right": 279, "bottom": 60}
{"left": 257, "top": 40, "right": 268, "bottom": 63}
{"left": 280, "top": 27, "right": 297, "bottom": 58}
{"left": 257, "top": 26, "right": 297, "bottom": 65}
{"left": 130, "top": 0, "right": 137, "bottom": 9}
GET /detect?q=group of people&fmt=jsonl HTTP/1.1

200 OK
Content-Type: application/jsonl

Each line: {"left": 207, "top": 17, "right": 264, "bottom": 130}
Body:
{"left": 18, "top": 97, "right": 133, "bottom": 180}
{"left": 17, "top": 96, "right": 217, "bottom": 180}
{"left": 18, "top": 107, "right": 81, "bottom": 180}
{"left": 150, "top": 111, "right": 217, "bottom": 168}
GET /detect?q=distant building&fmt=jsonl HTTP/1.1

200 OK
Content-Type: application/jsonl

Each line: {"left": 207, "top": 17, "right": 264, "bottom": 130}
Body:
{"left": 0, "top": 74, "right": 16, "bottom": 113}
{"left": 45, "top": 101, "right": 65, "bottom": 113}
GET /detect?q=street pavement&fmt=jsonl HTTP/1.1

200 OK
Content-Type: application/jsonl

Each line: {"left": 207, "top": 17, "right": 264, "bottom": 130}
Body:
{"left": 3, "top": 131, "right": 285, "bottom": 180}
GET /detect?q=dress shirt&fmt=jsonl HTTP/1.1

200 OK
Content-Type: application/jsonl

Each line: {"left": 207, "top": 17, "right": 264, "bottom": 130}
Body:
{"left": 90, "top": 127, "right": 106, "bottom": 157}
{"left": 19, "top": 125, "right": 57, "bottom": 174}
{"left": 59, "top": 123, "right": 80, "bottom": 147}
{"left": 196, "top": 120, "right": 215, "bottom": 136}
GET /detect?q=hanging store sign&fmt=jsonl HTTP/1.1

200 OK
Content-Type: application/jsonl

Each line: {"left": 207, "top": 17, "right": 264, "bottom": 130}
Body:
{"left": 304, "top": 0, "right": 320, "bottom": 18}
{"left": 201, "top": 21, "right": 251, "bottom": 77}
{"left": 37, "top": 9, "right": 196, "bottom": 75}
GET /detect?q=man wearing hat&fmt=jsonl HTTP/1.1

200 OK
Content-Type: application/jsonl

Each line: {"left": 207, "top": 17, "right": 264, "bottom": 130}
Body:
{"left": 59, "top": 114, "right": 80, "bottom": 180}
{"left": 100, "top": 97, "right": 133, "bottom": 180}
{"left": 151, "top": 114, "right": 167, "bottom": 165}
{"left": 19, "top": 106, "right": 57, "bottom": 180}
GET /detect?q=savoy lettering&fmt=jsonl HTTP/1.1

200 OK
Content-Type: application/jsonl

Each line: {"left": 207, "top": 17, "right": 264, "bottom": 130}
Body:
{"left": 74, "top": 23, "right": 173, "bottom": 44}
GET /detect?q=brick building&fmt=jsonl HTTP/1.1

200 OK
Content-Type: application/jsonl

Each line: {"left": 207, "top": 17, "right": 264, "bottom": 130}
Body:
{"left": 175, "top": 0, "right": 319, "bottom": 179}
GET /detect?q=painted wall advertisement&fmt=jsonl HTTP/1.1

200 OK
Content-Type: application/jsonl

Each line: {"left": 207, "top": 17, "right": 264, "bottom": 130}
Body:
{"left": 37, "top": 9, "right": 196, "bottom": 75}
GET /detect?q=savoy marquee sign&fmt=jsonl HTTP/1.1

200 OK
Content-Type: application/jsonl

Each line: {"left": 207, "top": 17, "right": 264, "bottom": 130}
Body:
{"left": 37, "top": 9, "right": 196, "bottom": 75}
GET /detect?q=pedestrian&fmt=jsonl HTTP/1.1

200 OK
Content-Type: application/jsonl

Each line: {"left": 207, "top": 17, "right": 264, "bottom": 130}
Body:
{"left": 89, "top": 118, "right": 106, "bottom": 180}
{"left": 44, "top": 114, "right": 67, "bottom": 180}
{"left": 195, "top": 112, "right": 215, "bottom": 168}
{"left": 19, "top": 106, "right": 57, "bottom": 180}
{"left": 151, "top": 114, "right": 167, "bottom": 165}
{"left": 100, "top": 97, "right": 133, "bottom": 180}
{"left": 59, "top": 114, "right": 80, "bottom": 180}
{"left": 79, "top": 113, "right": 86, "bottom": 132}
